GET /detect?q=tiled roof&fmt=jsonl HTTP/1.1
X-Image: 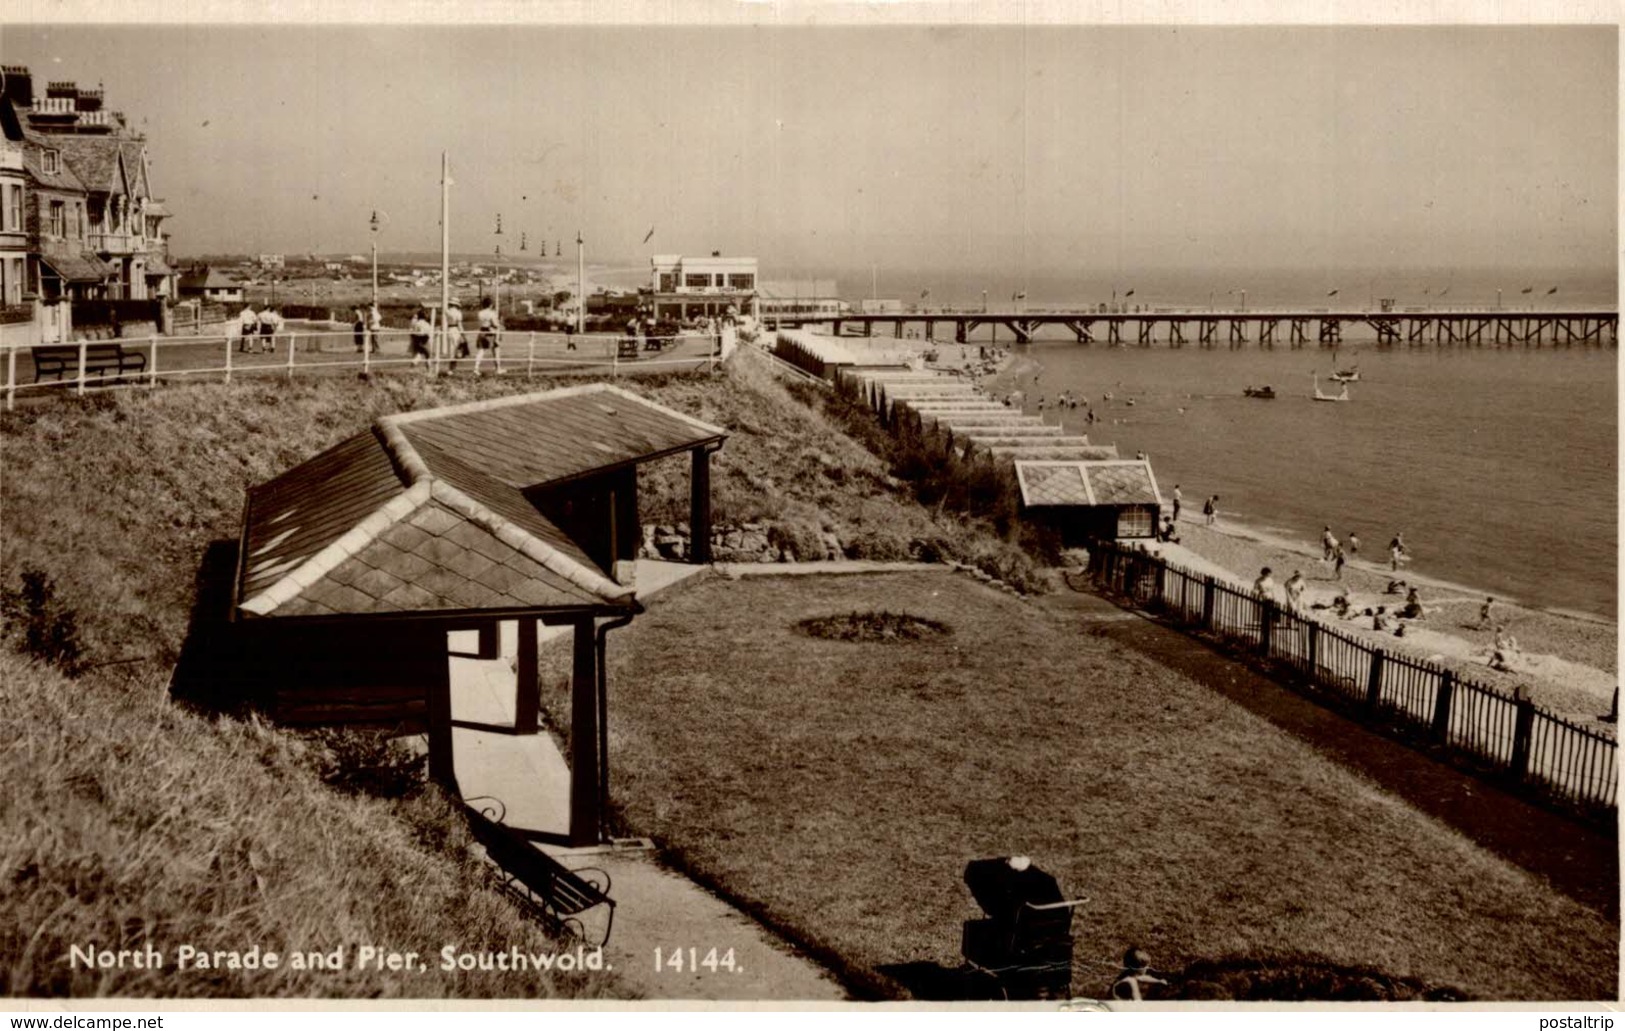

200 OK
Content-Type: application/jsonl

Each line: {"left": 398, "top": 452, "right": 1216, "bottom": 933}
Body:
{"left": 39, "top": 251, "right": 112, "bottom": 282}
{"left": 1015, "top": 460, "right": 1162, "bottom": 508}
{"left": 53, "top": 135, "right": 122, "bottom": 193}
{"left": 236, "top": 384, "right": 726, "bottom": 619}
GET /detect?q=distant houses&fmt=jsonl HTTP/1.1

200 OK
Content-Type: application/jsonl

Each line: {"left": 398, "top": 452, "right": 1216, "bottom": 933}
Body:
{"left": 178, "top": 266, "right": 244, "bottom": 304}
{"left": 0, "top": 65, "right": 175, "bottom": 308}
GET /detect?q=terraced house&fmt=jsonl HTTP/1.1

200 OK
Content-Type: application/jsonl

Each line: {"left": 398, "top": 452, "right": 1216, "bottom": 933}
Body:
{"left": 1, "top": 65, "right": 173, "bottom": 304}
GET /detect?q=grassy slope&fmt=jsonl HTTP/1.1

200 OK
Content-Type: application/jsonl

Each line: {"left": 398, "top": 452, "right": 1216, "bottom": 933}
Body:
{"left": 555, "top": 571, "right": 1616, "bottom": 1001}
{"left": 0, "top": 359, "right": 1022, "bottom": 997}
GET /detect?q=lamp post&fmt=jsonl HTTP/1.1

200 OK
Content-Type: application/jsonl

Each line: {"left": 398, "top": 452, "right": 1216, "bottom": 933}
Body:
{"left": 369, "top": 209, "right": 380, "bottom": 309}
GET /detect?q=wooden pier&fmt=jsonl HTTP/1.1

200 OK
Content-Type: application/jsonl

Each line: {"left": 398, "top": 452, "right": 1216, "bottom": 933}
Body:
{"left": 775, "top": 309, "right": 1618, "bottom": 349}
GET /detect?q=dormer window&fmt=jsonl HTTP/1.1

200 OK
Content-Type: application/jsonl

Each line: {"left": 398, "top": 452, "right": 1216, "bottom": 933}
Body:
{"left": 41, "top": 150, "right": 59, "bottom": 174}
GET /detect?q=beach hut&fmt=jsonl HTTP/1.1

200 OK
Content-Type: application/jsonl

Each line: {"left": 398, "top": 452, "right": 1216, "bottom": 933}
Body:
{"left": 203, "top": 383, "right": 727, "bottom": 845}
{"left": 1014, "top": 459, "right": 1164, "bottom": 544}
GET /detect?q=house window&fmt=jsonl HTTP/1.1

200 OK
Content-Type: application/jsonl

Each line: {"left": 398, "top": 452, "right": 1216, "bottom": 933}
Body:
{"left": 4, "top": 184, "right": 20, "bottom": 232}
{"left": 1116, "top": 507, "right": 1154, "bottom": 539}
{"left": 42, "top": 150, "right": 59, "bottom": 174}
{"left": 48, "top": 200, "right": 64, "bottom": 237}
{"left": 684, "top": 273, "right": 712, "bottom": 289}
{"left": 727, "top": 273, "right": 755, "bottom": 290}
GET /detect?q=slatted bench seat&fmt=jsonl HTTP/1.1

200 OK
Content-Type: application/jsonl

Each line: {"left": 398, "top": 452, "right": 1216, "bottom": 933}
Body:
{"left": 464, "top": 802, "right": 616, "bottom": 947}
{"left": 32, "top": 343, "right": 147, "bottom": 383}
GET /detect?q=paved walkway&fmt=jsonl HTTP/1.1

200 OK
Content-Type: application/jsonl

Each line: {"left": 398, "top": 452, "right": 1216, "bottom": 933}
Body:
{"left": 448, "top": 559, "right": 848, "bottom": 1001}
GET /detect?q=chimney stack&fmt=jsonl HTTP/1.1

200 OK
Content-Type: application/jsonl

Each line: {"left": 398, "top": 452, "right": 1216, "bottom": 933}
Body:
{"left": 1, "top": 66, "right": 32, "bottom": 108}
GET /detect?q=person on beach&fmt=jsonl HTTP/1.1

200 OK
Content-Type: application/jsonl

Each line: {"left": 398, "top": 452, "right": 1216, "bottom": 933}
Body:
{"left": 1347, "top": 531, "right": 1360, "bottom": 557}
{"left": 1171, "top": 485, "right": 1182, "bottom": 522}
{"left": 1389, "top": 533, "right": 1408, "bottom": 571}
{"left": 1400, "top": 586, "right": 1426, "bottom": 620}
{"left": 1158, "top": 516, "right": 1180, "bottom": 544}
{"left": 1330, "top": 590, "right": 1352, "bottom": 619}
{"left": 1203, "top": 496, "right": 1218, "bottom": 526}
{"left": 1477, "top": 597, "right": 1496, "bottom": 628}
{"left": 1321, "top": 527, "right": 1338, "bottom": 562}
{"left": 475, "top": 296, "right": 502, "bottom": 374}
{"left": 1253, "top": 567, "right": 1277, "bottom": 601}
{"left": 1333, "top": 543, "right": 1346, "bottom": 581}
{"left": 407, "top": 308, "right": 432, "bottom": 366}
{"left": 1488, "top": 626, "right": 1520, "bottom": 671}
{"left": 238, "top": 303, "right": 258, "bottom": 352}
{"left": 1284, "top": 570, "right": 1306, "bottom": 611}
{"left": 1372, "top": 606, "right": 1391, "bottom": 632}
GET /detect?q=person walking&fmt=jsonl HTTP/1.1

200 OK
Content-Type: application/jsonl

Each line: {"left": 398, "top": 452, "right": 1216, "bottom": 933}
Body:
{"left": 407, "top": 308, "right": 432, "bottom": 367}
{"left": 1284, "top": 570, "right": 1307, "bottom": 612}
{"left": 445, "top": 299, "right": 467, "bottom": 369}
{"left": 1203, "top": 495, "right": 1218, "bottom": 526}
{"left": 256, "top": 302, "right": 281, "bottom": 355}
{"left": 1171, "top": 484, "right": 1182, "bottom": 523}
{"left": 1389, "top": 532, "right": 1408, "bottom": 571}
{"left": 351, "top": 306, "right": 366, "bottom": 354}
{"left": 474, "top": 296, "right": 502, "bottom": 374}
{"left": 1332, "top": 542, "right": 1346, "bottom": 581}
{"left": 366, "top": 304, "right": 384, "bottom": 355}
{"left": 1347, "top": 530, "right": 1360, "bottom": 557}
{"left": 238, "top": 303, "right": 258, "bottom": 352}
{"left": 1321, "top": 526, "right": 1338, "bottom": 562}
{"left": 1253, "top": 566, "right": 1277, "bottom": 601}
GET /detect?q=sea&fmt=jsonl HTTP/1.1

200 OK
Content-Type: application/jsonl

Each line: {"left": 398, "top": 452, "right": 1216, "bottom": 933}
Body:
{"left": 823, "top": 266, "right": 1619, "bottom": 622}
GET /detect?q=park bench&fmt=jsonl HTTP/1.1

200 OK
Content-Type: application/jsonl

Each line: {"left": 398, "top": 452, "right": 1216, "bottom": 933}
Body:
{"left": 617, "top": 337, "right": 641, "bottom": 360}
{"left": 463, "top": 800, "right": 616, "bottom": 947}
{"left": 32, "top": 342, "right": 147, "bottom": 383}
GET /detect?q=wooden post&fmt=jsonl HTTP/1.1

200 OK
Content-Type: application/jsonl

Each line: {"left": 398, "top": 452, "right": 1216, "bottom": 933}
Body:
{"left": 76, "top": 339, "right": 88, "bottom": 396}
{"left": 1306, "top": 620, "right": 1320, "bottom": 678}
{"left": 5, "top": 344, "right": 15, "bottom": 411}
{"left": 514, "top": 617, "right": 539, "bottom": 735}
{"left": 1509, "top": 690, "right": 1536, "bottom": 781}
{"left": 690, "top": 446, "right": 713, "bottom": 564}
{"left": 1257, "top": 600, "right": 1275, "bottom": 657}
{"left": 476, "top": 621, "right": 499, "bottom": 659}
{"left": 285, "top": 330, "right": 296, "bottom": 380}
{"left": 568, "top": 618, "right": 601, "bottom": 846}
{"left": 1366, "top": 648, "right": 1385, "bottom": 708}
{"left": 1431, "top": 669, "right": 1455, "bottom": 740}
{"left": 1202, "top": 575, "right": 1215, "bottom": 629}
{"left": 427, "top": 640, "right": 456, "bottom": 788}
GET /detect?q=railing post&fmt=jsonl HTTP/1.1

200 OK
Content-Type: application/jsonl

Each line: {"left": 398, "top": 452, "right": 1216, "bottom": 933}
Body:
{"left": 1366, "top": 648, "right": 1385, "bottom": 708}
{"left": 363, "top": 325, "right": 372, "bottom": 377}
{"left": 76, "top": 339, "right": 88, "bottom": 396}
{"left": 527, "top": 332, "right": 535, "bottom": 380}
{"left": 1202, "top": 575, "right": 1215, "bottom": 628}
{"left": 1306, "top": 620, "right": 1320, "bottom": 678}
{"left": 612, "top": 348, "right": 619, "bottom": 379}
{"left": 1509, "top": 688, "right": 1536, "bottom": 781}
{"left": 147, "top": 334, "right": 158, "bottom": 388}
{"left": 1431, "top": 669, "right": 1455, "bottom": 740}
{"left": 1257, "top": 599, "right": 1275, "bottom": 657}
{"left": 286, "top": 330, "right": 296, "bottom": 380}
{"left": 224, "top": 332, "right": 232, "bottom": 384}
{"left": 5, "top": 344, "right": 15, "bottom": 411}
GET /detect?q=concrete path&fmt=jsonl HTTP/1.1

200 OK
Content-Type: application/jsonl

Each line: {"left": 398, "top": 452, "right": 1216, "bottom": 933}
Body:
{"left": 446, "top": 558, "right": 849, "bottom": 1000}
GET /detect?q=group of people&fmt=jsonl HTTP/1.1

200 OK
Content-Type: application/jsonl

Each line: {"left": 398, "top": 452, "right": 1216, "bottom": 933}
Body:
{"left": 346, "top": 297, "right": 504, "bottom": 371}
{"left": 236, "top": 302, "right": 286, "bottom": 354}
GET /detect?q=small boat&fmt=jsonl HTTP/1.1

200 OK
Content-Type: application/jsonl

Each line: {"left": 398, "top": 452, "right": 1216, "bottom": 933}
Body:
{"left": 1243, "top": 385, "right": 1276, "bottom": 399}
{"left": 1330, "top": 365, "right": 1361, "bottom": 383}
{"left": 1313, "top": 374, "right": 1350, "bottom": 402}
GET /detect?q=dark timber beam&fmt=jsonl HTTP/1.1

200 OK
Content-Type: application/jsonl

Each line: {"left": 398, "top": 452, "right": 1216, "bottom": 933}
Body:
{"left": 569, "top": 619, "right": 600, "bottom": 846}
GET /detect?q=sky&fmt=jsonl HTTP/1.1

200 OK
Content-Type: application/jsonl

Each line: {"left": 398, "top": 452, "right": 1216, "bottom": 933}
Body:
{"left": 4, "top": 19, "right": 1616, "bottom": 282}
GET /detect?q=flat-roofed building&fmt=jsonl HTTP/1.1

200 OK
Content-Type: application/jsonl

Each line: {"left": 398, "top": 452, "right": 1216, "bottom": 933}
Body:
{"left": 649, "top": 252, "right": 757, "bottom": 320}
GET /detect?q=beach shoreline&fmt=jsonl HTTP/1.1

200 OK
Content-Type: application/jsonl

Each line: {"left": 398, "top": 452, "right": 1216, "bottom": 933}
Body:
{"left": 1145, "top": 517, "right": 1618, "bottom": 728}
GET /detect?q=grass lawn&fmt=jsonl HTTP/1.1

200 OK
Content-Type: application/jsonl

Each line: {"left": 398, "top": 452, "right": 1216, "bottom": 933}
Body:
{"left": 557, "top": 570, "right": 1618, "bottom": 1001}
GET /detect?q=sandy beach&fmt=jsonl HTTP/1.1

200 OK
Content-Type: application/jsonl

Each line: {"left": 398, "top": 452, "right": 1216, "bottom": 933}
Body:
{"left": 1146, "top": 519, "right": 1618, "bottom": 729}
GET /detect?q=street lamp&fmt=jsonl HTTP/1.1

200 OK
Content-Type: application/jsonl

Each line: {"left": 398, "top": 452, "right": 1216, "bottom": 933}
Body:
{"left": 369, "top": 210, "right": 380, "bottom": 309}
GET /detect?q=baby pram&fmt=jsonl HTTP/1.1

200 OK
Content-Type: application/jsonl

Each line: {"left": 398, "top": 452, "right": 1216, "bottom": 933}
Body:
{"left": 960, "top": 857, "right": 1088, "bottom": 999}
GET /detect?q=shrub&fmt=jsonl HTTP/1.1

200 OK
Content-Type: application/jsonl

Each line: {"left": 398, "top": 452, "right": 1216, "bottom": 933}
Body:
{"left": 0, "top": 569, "right": 87, "bottom": 676}
{"left": 308, "top": 727, "right": 427, "bottom": 800}
{"left": 767, "top": 518, "right": 827, "bottom": 561}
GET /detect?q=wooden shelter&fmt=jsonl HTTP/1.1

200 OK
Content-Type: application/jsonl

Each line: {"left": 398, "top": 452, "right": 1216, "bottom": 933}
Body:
{"left": 227, "top": 383, "right": 726, "bottom": 845}
{"left": 1014, "top": 459, "right": 1164, "bottom": 544}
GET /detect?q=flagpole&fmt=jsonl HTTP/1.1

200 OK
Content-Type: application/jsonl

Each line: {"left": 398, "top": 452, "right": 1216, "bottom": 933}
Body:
{"left": 440, "top": 151, "right": 450, "bottom": 371}
{"left": 576, "top": 231, "right": 585, "bottom": 335}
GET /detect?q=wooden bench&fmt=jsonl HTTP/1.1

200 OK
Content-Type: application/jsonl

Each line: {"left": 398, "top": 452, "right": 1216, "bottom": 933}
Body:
{"left": 463, "top": 801, "right": 616, "bottom": 946}
{"left": 32, "top": 343, "right": 147, "bottom": 383}
{"left": 617, "top": 337, "right": 641, "bottom": 360}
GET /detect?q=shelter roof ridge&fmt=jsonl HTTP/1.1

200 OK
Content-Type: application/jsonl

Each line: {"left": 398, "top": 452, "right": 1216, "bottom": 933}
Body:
{"left": 379, "top": 382, "right": 726, "bottom": 443}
